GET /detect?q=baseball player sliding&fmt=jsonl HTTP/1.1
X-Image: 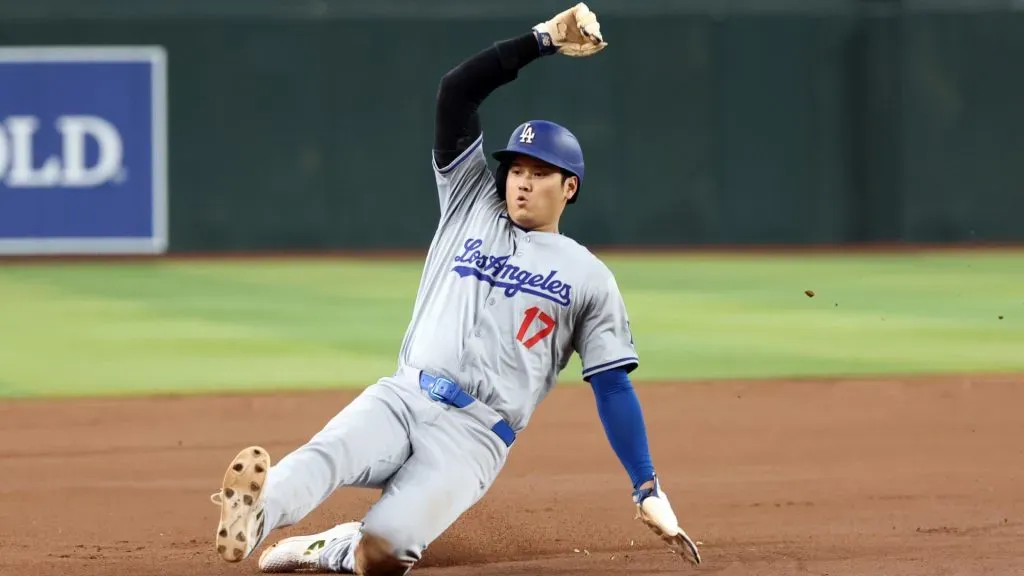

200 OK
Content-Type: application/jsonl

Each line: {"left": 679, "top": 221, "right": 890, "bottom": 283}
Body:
{"left": 210, "top": 4, "right": 701, "bottom": 574}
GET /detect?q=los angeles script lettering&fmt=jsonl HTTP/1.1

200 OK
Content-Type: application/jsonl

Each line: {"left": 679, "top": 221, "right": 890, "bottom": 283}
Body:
{"left": 451, "top": 238, "right": 572, "bottom": 307}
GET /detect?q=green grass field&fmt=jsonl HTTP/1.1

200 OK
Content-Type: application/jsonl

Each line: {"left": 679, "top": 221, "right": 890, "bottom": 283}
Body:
{"left": 0, "top": 250, "right": 1021, "bottom": 399}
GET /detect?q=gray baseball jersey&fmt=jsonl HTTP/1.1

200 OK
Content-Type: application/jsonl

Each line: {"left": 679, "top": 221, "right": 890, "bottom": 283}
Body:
{"left": 397, "top": 132, "right": 639, "bottom": 432}
{"left": 253, "top": 132, "right": 640, "bottom": 569}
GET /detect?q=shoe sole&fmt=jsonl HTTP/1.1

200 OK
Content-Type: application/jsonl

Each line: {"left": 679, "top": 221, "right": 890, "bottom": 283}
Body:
{"left": 215, "top": 446, "right": 270, "bottom": 563}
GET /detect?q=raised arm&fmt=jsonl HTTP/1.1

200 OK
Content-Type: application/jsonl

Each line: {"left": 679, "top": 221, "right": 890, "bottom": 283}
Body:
{"left": 430, "top": 4, "right": 607, "bottom": 216}
{"left": 432, "top": 32, "right": 543, "bottom": 170}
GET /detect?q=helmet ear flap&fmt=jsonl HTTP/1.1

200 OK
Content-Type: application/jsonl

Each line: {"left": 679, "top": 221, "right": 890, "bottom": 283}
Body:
{"left": 494, "top": 162, "right": 509, "bottom": 204}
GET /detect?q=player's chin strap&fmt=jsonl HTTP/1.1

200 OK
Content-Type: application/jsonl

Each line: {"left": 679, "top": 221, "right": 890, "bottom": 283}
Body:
{"left": 632, "top": 474, "right": 703, "bottom": 566}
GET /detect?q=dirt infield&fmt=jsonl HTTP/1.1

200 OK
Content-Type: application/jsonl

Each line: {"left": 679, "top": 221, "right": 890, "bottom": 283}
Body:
{"left": 2, "top": 374, "right": 1022, "bottom": 576}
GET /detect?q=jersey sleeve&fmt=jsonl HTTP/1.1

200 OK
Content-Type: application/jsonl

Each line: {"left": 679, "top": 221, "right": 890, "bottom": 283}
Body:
{"left": 573, "top": 268, "right": 640, "bottom": 381}
{"left": 432, "top": 132, "right": 499, "bottom": 219}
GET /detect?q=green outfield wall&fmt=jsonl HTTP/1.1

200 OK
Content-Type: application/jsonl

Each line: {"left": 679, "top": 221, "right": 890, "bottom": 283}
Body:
{"left": 2, "top": 1, "right": 1020, "bottom": 251}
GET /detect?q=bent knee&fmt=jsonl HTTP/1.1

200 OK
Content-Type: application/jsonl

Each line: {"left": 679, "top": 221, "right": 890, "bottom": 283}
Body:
{"left": 354, "top": 532, "right": 415, "bottom": 576}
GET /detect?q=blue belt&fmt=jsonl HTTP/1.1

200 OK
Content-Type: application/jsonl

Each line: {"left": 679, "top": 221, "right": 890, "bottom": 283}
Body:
{"left": 418, "top": 371, "right": 516, "bottom": 448}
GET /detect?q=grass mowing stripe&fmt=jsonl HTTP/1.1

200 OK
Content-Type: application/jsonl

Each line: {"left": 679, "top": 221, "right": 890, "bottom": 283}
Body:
{"left": 0, "top": 251, "right": 1021, "bottom": 398}
{"left": 0, "top": 266, "right": 403, "bottom": 397}
{"left": 1, "top": 263, "right": 413, "bottom": 354}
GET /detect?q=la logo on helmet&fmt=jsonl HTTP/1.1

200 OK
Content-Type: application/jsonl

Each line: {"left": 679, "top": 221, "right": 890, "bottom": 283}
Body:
{"left": 519, "top": 123, "right": 535, "bottom": 144}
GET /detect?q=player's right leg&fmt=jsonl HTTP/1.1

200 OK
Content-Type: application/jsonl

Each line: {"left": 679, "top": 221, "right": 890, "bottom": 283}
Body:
{"left": 212, "top": 379, "right": 415, "bottom": 564}
{"left": 313, "top": 396, "right": 511, "bottom": 575}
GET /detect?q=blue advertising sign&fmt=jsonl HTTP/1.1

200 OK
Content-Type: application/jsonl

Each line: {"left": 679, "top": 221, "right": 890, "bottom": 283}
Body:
{"left": 0, "top": 46, "right": 167, "bottom": 255}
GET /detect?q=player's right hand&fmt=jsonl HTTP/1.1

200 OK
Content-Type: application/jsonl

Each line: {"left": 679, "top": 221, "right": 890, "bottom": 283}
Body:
{"left": 533, "top": 3, "right": 608, "bottom": 58}
{"left": 633, "top": 477, "right": 702, "bottom": 566}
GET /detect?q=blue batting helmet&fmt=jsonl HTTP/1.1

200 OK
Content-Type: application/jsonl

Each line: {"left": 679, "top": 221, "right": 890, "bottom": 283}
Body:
{"left": 491, "top": 120, "right": 584, "bottom": 204}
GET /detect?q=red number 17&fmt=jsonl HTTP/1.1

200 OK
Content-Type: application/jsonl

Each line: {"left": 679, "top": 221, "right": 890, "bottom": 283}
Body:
{"left": 516, "top": 306, "right": 556, "bottom": 349}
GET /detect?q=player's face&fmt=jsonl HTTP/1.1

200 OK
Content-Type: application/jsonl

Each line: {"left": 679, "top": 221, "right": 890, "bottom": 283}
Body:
{"left": 505, "top": 156, "right": 577, "bottom": 233}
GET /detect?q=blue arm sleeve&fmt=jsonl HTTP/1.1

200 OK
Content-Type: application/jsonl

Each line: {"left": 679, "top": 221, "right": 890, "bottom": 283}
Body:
{"left": 588, "top": 367, "right": 656, "bottom": 490}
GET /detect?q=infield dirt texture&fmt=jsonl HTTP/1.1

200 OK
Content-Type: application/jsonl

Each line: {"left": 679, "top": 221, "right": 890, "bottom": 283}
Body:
{"left": 1, "top": 250, "right": 1022, "bottom": 575}
{"left": 2, "top": 373, "right": 1023, "bottom": 575}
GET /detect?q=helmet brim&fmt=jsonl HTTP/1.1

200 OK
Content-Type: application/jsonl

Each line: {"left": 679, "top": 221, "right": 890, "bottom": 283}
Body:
{"left": 494, "top": 145, "right": 578, "bottom": 171}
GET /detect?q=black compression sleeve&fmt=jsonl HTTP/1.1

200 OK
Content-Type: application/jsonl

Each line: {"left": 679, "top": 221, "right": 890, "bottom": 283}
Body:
{"left": 433, "top": 32, "right": 543, "bottom": 168}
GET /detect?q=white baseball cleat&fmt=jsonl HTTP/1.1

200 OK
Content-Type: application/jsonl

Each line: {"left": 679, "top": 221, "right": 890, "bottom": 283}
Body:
{"left": 212, "top": 446, "right": 271, "bottom": 563}
{"left": 258, "top": 522, "right": 362, "bottom": 573}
